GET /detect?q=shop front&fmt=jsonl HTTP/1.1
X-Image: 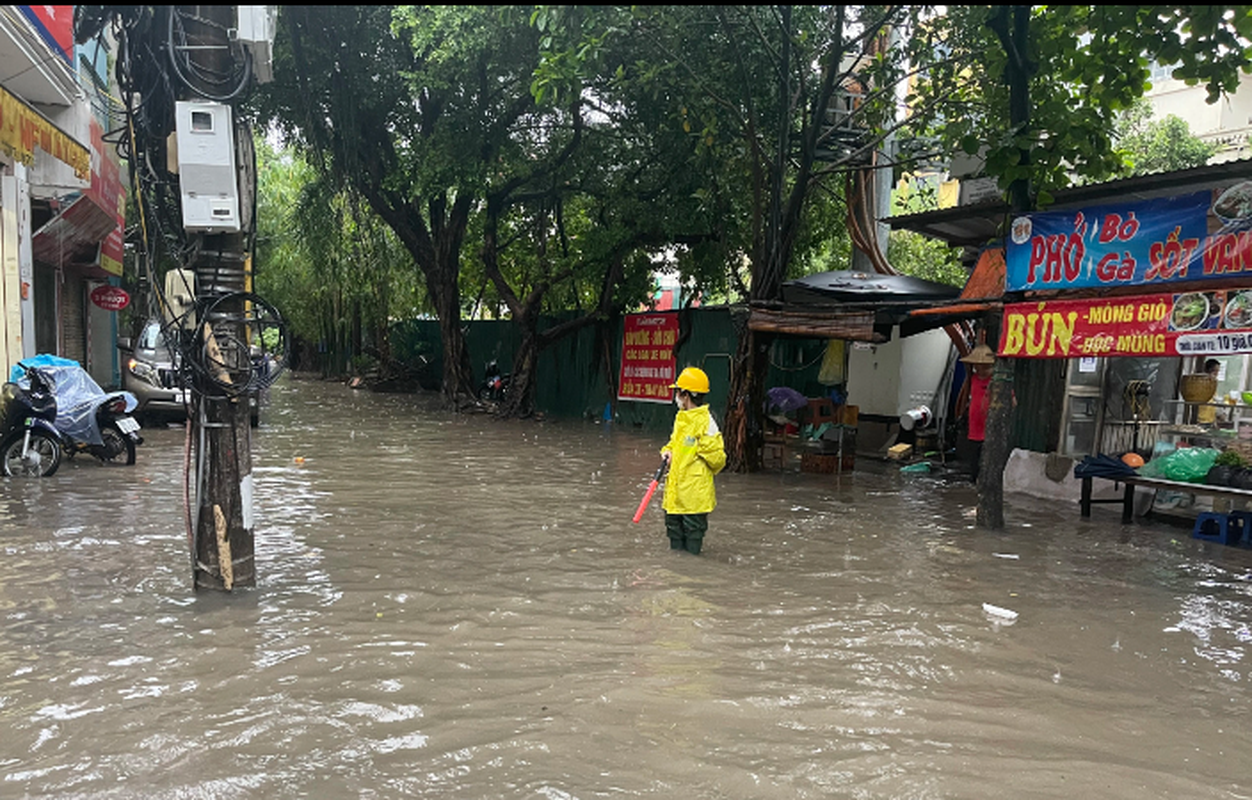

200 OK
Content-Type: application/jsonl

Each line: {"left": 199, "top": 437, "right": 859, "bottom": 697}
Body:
{"left": 1000, "top": 179, "right": 1252, "bottom": 514}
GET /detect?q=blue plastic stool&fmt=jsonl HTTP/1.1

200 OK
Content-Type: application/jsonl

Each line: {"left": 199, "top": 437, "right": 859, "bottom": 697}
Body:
{"left": 1193, "top": 512, "right": 1242, "bottom": 546}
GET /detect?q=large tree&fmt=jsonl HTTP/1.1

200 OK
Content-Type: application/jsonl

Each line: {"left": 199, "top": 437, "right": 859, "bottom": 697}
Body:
{"left": 536, "top": 5, "right": 925, "bottom": 469}
{"left": 259, "top": 6, "right": 552, "bottom": 405}
{"left": 911, "top": 5, "right": 1252, "bottom": 206}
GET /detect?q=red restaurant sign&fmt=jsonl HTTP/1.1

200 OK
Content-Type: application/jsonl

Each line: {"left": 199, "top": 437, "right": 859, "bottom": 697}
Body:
{"left": 618, "top": 312, "right": 679, "bottom": 403}
{"left": 999, "top": 290, "right": 1252, "bottom": 359}
{"left": 90, "top": 285, "right": 130, "bottom": 312}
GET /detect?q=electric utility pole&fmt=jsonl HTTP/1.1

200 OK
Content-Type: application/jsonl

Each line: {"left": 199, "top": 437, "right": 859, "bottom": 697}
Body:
{"left": 76, "top": 5, "right": 282, "bottom": 591}
{"left": 177, "top": 5, "right": 260, "bottom": 589}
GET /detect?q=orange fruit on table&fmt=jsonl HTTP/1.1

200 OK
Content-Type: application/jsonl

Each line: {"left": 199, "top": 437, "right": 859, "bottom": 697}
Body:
{"left": 1121, "top": 452, "right": 1145, "bottom": 468}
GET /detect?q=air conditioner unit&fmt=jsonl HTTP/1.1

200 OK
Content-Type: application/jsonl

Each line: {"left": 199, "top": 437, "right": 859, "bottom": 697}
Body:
{"left": 175, "top": 101, "right": 240, "bottom": 232}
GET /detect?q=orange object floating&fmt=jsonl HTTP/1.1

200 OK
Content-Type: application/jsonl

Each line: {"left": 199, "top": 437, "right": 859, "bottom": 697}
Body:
{"left": 294, "top": 456, "right": 305, "bottom": 465}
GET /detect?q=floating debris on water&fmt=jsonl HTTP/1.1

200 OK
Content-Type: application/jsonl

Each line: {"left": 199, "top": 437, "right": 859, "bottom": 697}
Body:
{"left": 983, "top": 603, "right": 1019, "bottom": 621}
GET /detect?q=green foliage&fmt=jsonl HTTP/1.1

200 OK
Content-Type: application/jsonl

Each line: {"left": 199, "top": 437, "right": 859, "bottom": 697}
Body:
{"left": 533, "top": 5, "right": 915, "bottom": 305}
{"left": 253, "top": 135, "right": 423, "bottom": 374}
{"left": 887, "top": 230, "right": 967, "bottom": 288}
{"left": 909, "top": 5, "right": 1252, "bottom": 202}
{"left": 1116, "top": 99, "right": 1217, "bottom": 176}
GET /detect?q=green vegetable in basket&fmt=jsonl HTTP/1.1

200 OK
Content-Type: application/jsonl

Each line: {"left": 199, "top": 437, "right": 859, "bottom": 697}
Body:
{"left": 1215, "top": 449, "right": 1247, "bottom": 468}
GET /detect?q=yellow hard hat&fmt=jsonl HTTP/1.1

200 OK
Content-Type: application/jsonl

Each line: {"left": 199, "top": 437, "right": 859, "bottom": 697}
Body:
{"left": 670, "top": 366, "right": 710, "bottom": 394}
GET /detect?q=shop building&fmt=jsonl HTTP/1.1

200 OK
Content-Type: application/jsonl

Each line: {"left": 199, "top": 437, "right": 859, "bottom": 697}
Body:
{"left": 0, "top": 6, "right": 126, "bottom": 387}
{"left": 893, "top": 159, "right": 1252, "bottom": 506}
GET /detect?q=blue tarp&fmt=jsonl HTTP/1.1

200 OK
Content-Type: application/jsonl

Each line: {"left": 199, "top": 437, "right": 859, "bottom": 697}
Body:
{"left": 10, "top": 356, "right": 135, "bottom": 446}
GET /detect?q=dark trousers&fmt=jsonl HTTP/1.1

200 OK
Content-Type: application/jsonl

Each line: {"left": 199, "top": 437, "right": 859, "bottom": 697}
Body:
{"left": 665, "top": 513, "right": 708, "bottom": 555}
{"left": 968, "top": 439, "right": 983, "bottom": 483}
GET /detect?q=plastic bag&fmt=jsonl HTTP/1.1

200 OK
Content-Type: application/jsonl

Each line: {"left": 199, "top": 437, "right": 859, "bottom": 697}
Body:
{"left": 817, "top": 340, "right": 845, "bottom": 385}
{"left": 1145, "top": 447, "right": 1221, "bottom": 483}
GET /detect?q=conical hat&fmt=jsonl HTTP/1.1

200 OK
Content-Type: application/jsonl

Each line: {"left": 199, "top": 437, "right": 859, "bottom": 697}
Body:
{"left": 960, "top": 344, "right": 996, "bottom": 365}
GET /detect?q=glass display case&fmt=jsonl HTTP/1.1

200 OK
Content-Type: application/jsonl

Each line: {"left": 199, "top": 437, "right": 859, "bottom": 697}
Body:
{"left": 1059, "top": 357, "right": 1106, "bottom": 457}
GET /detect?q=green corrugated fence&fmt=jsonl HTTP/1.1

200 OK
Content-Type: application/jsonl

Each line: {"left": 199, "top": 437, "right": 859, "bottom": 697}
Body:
{"left": 391, "top": 306, "right": 834, "bottom": 434}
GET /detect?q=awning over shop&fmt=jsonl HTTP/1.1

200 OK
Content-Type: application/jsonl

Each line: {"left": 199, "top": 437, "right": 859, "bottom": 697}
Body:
{"left": 781, "top": 270, "right": 961, "bottom": 306}
{"left": 908, "top": 247, "right": 1007, "bottom": 326}
{"left": 749, "top": 306, "right": 882, "bottom": 341}
{"left": 30, "top": 118, "right": 126, "bottom": 277}
{"left": 749, "top": 270, "right": 963, "bottom": 341}
{"left": 31, "top": 194, "right": 117, "bottom": 275}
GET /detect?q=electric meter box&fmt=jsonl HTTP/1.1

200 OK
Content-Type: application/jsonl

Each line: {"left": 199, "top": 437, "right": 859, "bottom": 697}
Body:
{"left": 174, "top": 101, "right": 240, "bottom": 232}
{"left": 236, "top": 6, "right": 276, "bottom": 84}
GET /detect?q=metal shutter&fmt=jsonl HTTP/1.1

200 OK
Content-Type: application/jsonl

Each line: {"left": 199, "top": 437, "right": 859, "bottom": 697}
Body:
{"left": 61, "top": 272, "right": 86, "bottom": 363}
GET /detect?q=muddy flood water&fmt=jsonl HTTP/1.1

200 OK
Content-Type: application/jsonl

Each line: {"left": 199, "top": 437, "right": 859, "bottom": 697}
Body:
{"left": 2, "top": 375, "right": 1252, "bottom": 799}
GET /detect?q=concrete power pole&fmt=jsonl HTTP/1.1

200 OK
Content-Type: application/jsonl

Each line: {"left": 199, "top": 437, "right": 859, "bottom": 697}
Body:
{"left": 177, "top": 5, "right": 257, "bottom": 590}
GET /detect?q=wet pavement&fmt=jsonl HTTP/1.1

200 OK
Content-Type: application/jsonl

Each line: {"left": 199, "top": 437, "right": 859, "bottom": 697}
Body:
{"left": 2, "top": 375, "right": 1252, "bottom": 798}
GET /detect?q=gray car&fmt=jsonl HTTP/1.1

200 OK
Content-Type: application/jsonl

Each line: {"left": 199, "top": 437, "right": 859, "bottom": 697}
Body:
{"left": 119, "top": 319, "right": 260, "bottom": 427}
{"left": 118, "top": 319, "right": 189, "bottom": 425}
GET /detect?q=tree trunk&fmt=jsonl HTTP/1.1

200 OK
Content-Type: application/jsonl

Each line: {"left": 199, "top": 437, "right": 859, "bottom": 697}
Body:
{"left": 501, "top": 325, "right": 539, "bottom": 418}
{"left": 723, "top": 327, "right": 771, "bottom": 473}
{"left": 427, "top": 265, "right": 475, "bottom": 405}
{"left": 976, "top": 354, "right": 1014, "bottom": 529}
{"left": 979, "top": 5, "right": 1034, "bottom": 530}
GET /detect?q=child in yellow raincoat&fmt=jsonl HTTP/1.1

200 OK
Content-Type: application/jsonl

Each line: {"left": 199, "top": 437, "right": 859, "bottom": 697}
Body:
{"left": 661, "top": 367, "right": 726, "bottom": 555}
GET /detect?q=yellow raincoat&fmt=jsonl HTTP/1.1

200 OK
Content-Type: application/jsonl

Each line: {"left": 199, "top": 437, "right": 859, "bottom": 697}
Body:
{"left": 661, "top": 405, "right": 726, "bottom": 514}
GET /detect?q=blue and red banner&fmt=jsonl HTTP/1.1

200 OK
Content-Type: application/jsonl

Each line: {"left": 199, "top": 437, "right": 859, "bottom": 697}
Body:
{"left": 1005, "top": 184, "right": 1252, "bottom": 292}
{"left": 19, "top": 6, "right": 73, "bottom": 67}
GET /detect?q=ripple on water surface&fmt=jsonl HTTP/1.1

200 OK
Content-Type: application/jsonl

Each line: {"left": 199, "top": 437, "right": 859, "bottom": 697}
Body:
{"left": 1, "top": 376, "right": 1251, "bottom": 798}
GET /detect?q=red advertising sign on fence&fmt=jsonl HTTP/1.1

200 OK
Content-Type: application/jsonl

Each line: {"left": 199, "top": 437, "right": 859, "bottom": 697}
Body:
{"left": 618, "top": 312, "right": 679, "bottom": 403}
{"left": 999, "top": 289, "right": 1252, "bottom": 358}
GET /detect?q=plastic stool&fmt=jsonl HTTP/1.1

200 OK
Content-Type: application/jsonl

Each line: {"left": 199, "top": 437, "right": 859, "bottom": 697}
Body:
{"left": 1192, "top": 512, "right": 1242, "bottom": 546}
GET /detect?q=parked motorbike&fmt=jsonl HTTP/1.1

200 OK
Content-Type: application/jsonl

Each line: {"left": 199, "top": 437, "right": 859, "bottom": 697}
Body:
{"left": 0, "top": 364, "right": 61, "bottom": 477}
{"left": 479, "top": 359, "right": 510, "bottom": 403}
{"left": 10, "top": 356, "right": 142, "bottom": 466}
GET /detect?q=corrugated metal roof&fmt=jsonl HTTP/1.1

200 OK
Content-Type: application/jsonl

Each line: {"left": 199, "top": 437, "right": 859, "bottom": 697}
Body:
{"left": 31, "top": 194, "right": 115, "bottom": 269}
{"left": 888, "top": 158, "right": 1252, "bottom": 247}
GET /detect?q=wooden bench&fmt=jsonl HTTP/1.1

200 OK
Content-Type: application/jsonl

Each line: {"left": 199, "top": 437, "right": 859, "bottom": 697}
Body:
{"left": 1080, "top": 474, "right": 1252, "bottom": 523}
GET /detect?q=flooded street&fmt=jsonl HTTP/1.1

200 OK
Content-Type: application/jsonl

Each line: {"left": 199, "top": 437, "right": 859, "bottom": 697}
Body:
{"left": 3, "top": 375, "right": 1252, "bottom": 798}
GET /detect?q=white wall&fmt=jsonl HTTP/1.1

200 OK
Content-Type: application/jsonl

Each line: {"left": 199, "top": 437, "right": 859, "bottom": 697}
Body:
{"left": 0, "top": 166, "right": 22, "bottom": 377}
{"left": 847, "top": 337, "right": 901, "bottom": 417}
{"left": 897, "top": 328, "right": 953, "bottom": 415}
{"left": 1146, "top": 71, "right": 1252, "bottom": 160}
{"left": 846, "top": 326, "right": 952, "bottom": 418}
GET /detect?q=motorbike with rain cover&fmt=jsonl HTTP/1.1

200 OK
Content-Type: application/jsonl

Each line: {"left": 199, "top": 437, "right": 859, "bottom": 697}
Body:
{"left": 479, "top": 359, "right": 510, "bottom": 403}
{"left": 10, "top": 355, "right": 142, "bottom": 466}
{"left": 0, "top": 363, "right": 61, "bottom": 477}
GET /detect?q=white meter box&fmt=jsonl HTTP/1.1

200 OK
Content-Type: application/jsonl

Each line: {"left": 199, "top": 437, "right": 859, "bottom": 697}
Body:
{"left": 175, "top": 101, "right": 240, "bottom": 232}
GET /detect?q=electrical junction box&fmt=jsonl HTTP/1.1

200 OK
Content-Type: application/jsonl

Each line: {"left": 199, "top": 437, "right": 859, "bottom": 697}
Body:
{"left": 175, "top": 101, "right": 240, "bottom": 233}
{"left": 163, "top": 268, "right": 197, "bottom": 328}
{"left": 236, "top": 6, "right": 276, "bottom": 84}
